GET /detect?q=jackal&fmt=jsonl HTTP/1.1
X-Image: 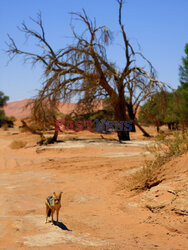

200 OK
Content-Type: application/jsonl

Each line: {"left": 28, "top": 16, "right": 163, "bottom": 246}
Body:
{"left": 45, "top": 192, "right": 62, "bottom": 224}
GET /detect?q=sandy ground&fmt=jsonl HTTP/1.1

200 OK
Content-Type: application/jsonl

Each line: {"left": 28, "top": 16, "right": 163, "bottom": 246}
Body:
{"left": 0, "top": 127, "right": 187, "bottom": 249}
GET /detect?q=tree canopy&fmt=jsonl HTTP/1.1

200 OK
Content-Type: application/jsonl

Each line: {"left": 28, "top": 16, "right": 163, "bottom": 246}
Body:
{"left": 179, "top": 44, "right": 188, "bottom": 88}
{"left": 139, "top": 91, "right": 180, "bottom": 127}
{"left": 0, "top": 91, "right": 9, "bottom": 120}
{"left": 0, "top": 91, "right": 9, "bottom": 108}
{"left": 178, "top": 43, "right": 188, "bottom": 123}
{"left": 139, "top": 43, "right": 188, "bottom": 131}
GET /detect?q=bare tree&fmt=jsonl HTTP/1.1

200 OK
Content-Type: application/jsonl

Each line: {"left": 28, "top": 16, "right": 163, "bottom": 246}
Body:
{"left": 29, "top": 97, "right": 59, "bottom": 143}
{"left": 6, "top": 0, "right": 168, "bottom": 141}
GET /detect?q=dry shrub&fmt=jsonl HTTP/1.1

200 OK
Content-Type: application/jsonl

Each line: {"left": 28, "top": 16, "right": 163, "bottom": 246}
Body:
{"left": 10, "top": 140, "right": 27, "bottom": 149}
{"left": 129, "top": 155, "right": 167, "bottom": 191}
{"left": 129, "top": 131, "right": 188, "bottom": 191}
{"left": 19, "top": 127, "right": 27, "bottom": 133}
{"left": 2, "top": 124, "right": 8, "bottom": 131}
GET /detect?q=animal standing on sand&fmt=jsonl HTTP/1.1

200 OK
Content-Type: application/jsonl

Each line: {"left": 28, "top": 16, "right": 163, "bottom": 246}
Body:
{"left": 45, "top": 192, "right": 63, "bottom": 224}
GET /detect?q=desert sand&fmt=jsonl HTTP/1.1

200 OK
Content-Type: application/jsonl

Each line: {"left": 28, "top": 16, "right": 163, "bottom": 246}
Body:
{"left": 0, "top": 126, "right": 187, "bottom": 249}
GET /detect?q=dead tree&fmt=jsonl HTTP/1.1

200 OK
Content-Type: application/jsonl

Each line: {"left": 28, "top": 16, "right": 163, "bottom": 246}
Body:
{"left": 6, "top": 0, "right": 169, "bottom": 141}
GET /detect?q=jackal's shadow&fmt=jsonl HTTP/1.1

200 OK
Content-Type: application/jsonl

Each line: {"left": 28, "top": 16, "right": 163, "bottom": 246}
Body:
{"left": 53, "top": 221, "right": 71, "bottom": 231}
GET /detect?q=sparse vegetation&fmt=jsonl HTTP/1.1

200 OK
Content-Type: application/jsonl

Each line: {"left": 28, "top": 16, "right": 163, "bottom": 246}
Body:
{"left": 10, "top": 140, "right": 27, "bottom": 149}
{"left": 129, "top": 131, "right": 188, "bottom": 191}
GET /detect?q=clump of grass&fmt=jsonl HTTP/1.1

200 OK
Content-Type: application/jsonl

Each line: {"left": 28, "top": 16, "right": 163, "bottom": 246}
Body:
{"left": 129, "top": 131, "right": 188, "bottom": 191}
{"left": 10, "top": 140, "right": 27, "bottom": 149}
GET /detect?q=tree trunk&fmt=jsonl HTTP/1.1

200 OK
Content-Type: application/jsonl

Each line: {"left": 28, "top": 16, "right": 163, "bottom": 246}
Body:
{"left": 127, "top": 104, "right": 152, "bottom": 137}
{"left": 133, "top": 119, "right": 151, "bottom": 137}
{"left": 47, "top": 118, "right": 59, "bottom": 144}
{"left": 167, "top": 123, "right": 172, "bottom": 130}
{"left": 127, "top": 104, "right": 136, "bottom": 132}
{"left": 48, "top": 130, "right": 58, "bottom": 144}
{"left": 52, "top": 130, "right": 58, "bottom": 141}
{"left": 113, "top": 100, "right": 130, "bottom": 141}
{"left": 156, "top": 122, "right": 160, "bottom": 133}
{"left": 20, "top": 120, "right": 45, "bottom": 140}
{"left": 117, "top": 130, "right": 130, "bottom": 141}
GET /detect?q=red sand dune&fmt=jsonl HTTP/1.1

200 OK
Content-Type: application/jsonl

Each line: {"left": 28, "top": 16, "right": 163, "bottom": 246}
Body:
{"left": 3, "top": 99, "right": 77, "bottom": 119}
{"left": 3, "top": 99, "right": 104, "bottom": 119}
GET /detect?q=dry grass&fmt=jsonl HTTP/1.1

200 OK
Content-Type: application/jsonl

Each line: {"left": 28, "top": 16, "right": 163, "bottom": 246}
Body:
{"left": 10, "top": 140, "right": 27, "bottom": 149}
{"left": 129, "top": 131, "right": 188, "bottom": 191}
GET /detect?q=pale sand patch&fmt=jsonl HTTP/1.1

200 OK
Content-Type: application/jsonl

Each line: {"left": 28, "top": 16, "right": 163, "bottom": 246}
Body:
{"left": 120, "top": 166, "right": 143, "bottom": 176}
{"left": 22, "top": 231, "right": 109, "bottom": 247}
{"left": 121, "top": 140, "right": 155, "bottom": 146}
{"left": 71, "top": 195, "right": 98, "bottom": 203}
{"left": 20, "top": 215, "right": 110, "bottom": 247}
{"left": 102, "top": 151, "right": 150, "bottom": 158}
{"left": 40, "top": 140, "right": 154, "bottom": 150}
{"left": 41, "top": 141, "right": 85, "bottom": 149}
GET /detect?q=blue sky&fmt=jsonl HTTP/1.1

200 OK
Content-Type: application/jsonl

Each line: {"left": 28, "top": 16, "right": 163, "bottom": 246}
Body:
{"left": 0, "top": 0, "right": 188, "bottom": 102}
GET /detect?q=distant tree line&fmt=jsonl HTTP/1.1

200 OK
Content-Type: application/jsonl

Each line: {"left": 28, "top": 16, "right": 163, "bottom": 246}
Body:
{"left": 139, "top": 43, "right": 188, "bottom": 132}
{"left": 0, "top": 91, "right": 15, "bottom": 127}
